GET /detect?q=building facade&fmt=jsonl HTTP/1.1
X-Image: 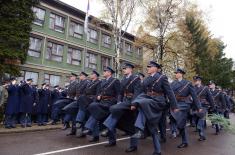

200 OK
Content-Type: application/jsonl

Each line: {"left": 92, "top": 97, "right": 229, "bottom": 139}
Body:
{"left": 19, "top": 0, "right": 143, "bottom": 87}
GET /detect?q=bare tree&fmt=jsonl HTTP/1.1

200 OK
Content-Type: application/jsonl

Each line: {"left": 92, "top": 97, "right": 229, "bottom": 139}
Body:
{"left": 140, "top": 0, "right": 183, "bottom": 63}
{"left": 101, "top": 0, "right": 139, "bottom": 77}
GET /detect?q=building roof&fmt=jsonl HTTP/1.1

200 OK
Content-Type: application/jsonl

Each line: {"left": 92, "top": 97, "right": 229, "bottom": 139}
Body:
{"left": 41, "top": 0, "right": 136, "bottom": 41}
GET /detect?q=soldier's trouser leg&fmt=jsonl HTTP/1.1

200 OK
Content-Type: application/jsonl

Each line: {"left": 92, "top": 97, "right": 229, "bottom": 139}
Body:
{"left": 191, "top": 114, "right": 197, "bottom": 126}
{"left": 103, "top": 114, "right": 120, "bottom": 131}
{"left": 76, "top": 109, "right": 86, "bottom": 123}
{"left": 85, "top": 116, "right": 99, "bottom": 137}
{"left": 170, "top": 122, "right": 177, "bottom": 134}
{"left": 103, "top": 115, "right": 120, "bottom": 144}
{"left": 158, "top": 111, "right": 167, "bottom": 139}
{"left": 63, "top": 101, "right": 79, "bottom": 125}
{"left": 215, "top": 124, "right": 220, "bottom": 133}
{"left": 197, "top": 109, "right": 207, "bottom": 138}
{"left": 134, "top": 109, "right": 146, "bottom": 131}
{"left": 215, "top": 112, "right": 223, "bottom": 134}
{"left": 130, "top": 137, "right": 138, "bottom": 148}
{"left": 197, "top": 118, "right": 205, "bottom": 137}
{"left": 152, "top": 131, "right": 161, "bottom": 154}
{"left": 180, "top": 128, "right": 188, "bottom": 144}
{"left": 169, "top": 116, "right": 177, "bottom": 135}
{"left": 52, "top": 99, "right": 71, "bottom": 122}
{"left": 64, "top": 114, "right": 72, "bottom": 123}
{"left": 107, "top": 128, "right": 116, "bottom": 144}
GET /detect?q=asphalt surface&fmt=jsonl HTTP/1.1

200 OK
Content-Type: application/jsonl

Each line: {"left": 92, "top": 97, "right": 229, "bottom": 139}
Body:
{"left": 0, "top": 115, "right": 235, "bottom": 155}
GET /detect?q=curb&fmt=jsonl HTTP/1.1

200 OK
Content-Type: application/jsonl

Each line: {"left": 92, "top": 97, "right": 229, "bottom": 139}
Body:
{"left": 0, "top": 124, "right": 62, "bottom": 134}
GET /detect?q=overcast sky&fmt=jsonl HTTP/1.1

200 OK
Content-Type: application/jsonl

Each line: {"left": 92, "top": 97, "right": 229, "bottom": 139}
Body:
{"left": 60, "top": 0, "right": 235, "bottom": 60}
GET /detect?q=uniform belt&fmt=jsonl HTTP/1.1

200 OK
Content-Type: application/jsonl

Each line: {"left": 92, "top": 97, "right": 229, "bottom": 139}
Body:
{"left": 176, "top": 96, "right": 189, "bottom": 101}
{"left": 147, "top": 91, "right": 164, "bottom": 97}
{"left": 124, "top": 92, "right": 134, "bottom": 98}
{"left": 101, "top": 96, "right": 114, "bottom": 100}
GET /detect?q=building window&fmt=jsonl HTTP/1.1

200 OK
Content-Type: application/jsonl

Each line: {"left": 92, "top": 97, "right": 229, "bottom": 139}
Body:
{"left": 69, "top": 21, "right": 83, "bottom": 39}
{"left": 136, "top": 47, "right": 143, "bottom": 57}
{"left": 87, "top": 28, "right": 98, "bottom": 44}
{"left": 28, "top": 37, "right": 42, "bottom": 58}
{"left": 102, "top": 34, "right": 111, "bottom": 48}
{"left": 49, "top": 13, "right": 65, "bottom": 33}
{"left": 44, "top": 74, "right": 61, "bottom": 86}
{"left": 85, "top": 52, "right": 97, "bottom": 69}
{"left": 67, "top": 47, "right": 82, "bottom": 66}
{"left": 101, "top": 56, "right": 111, "bottom": 71}
{"left": 25, "top": 71, "right": 39, "bottom": 84}
{"left": 32, "top": 7, "right": 45, "bottom": 26}
{"left": 46, "top": 42, "right": 64, "bottom": 62}
{"left": 125, "top": 43, "right": 132, "bottom": 55}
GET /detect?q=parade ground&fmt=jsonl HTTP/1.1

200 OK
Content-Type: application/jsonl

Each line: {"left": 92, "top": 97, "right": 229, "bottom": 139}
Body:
{"left": 0, "top": 114, "right": 235, "bottom": 155}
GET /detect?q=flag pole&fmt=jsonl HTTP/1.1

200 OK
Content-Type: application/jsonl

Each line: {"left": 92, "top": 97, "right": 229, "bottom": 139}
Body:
{"left": 82, "top": 0, "right": 90, "bottom": 72}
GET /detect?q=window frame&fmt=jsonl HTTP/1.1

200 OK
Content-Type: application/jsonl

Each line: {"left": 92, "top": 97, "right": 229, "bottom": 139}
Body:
{"left": 101, "top": 56, "right": 111, "bottom": 71}
{"left": 85, "top": 52, "right": 97, "bottom": 69}
{"left": 32, "top": 7, "right": 46, "bottom": 26}
{"left": 125, "top": 42, "right": 132, "bottom": 55}
{"left": 102, "top": 33, "right": 112, "bottom": 48}
{"left": 136, "top": 47, "right": 143, "bottom": 57}
{"left": 69, "top": 21, "right": 84, "bottom": 39}
{"left": 28, "top": 37, "right": 42, "bottom": 58}
{"left": 46, "top": 41, "right": 64, "bottom": 62}
{"left": 67, "top": 47, "right": 82, "bottom": 66}
{"left": 49, "top": 12, "right": 65, "bottom": 33}
{"left": 87, "top": 28, "right": 98, "bottom": 44}
{"left": 44, "top": 73, "right": 61, "bottom": 86}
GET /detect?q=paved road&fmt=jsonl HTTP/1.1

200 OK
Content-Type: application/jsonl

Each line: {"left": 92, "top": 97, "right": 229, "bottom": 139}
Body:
{"left": 0, "top": 115, "right": 235, "bottom": 155}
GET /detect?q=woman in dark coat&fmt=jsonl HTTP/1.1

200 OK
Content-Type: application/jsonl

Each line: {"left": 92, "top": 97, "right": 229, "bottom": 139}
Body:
{"left": 5, "top": 77, "right": 20, "bottom": 128}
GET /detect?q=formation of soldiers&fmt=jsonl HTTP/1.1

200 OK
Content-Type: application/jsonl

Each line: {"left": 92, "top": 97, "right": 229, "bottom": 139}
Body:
{"left": 0, "top": 61, "right": 234, "bottom": 155}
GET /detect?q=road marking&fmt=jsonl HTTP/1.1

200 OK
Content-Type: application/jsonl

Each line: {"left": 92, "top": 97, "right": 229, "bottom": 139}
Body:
{"left": 34, "top": 137, "right": 130, "bottom": 155}
{"left": 34, "top": 128, "right": 173, "bottom": 155}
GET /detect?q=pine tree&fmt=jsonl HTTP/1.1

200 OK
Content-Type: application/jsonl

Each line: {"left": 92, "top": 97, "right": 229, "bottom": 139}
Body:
{"left": 0, "top": 0, "right": 38, "bottom": 80}
{"left": 179, "top": 10, "right": 234, "bottom": 88}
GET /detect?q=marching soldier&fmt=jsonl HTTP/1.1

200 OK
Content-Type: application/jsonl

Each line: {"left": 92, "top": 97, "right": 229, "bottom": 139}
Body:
{"left": 157, "top": 64, "right": 167, "bottom": 143}
{"left": 193, "top": 75, "right": 214, "bottom": 141}
{"left": 63, "top": 72, "right": 89, "bottom": 133}
{"left": 50, "top": 73, "right": 78, "bottom": 125}
{"left": 208, "top": 81, "right": 226, "bottom": 135}
{"left": 171, "top": 69, "right": 202, "bottom": 148}
{"left": 82, "top": 67, "right": 120, "bottom": 144}
{"left": 75, "top": 70, "right": 101, "bottom": 140}
{"left": 223, "top": 91, "right": 231, "bottom": 119}
{"left": 103, "top": 63, "right": 142, "bottom": 151}
{"left": 131, "top": 61, "right": 178, "bottom": 155}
